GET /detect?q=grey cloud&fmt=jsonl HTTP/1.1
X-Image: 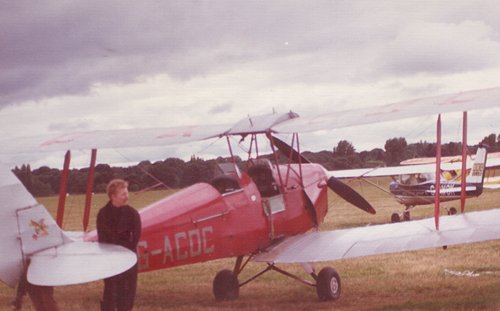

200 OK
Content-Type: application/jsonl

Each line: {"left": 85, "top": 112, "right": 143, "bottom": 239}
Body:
{"left": 209, "top": 102, "right": 233, "bottom": 114}
{"left": 2, "top": 1, "right": 500, "bottom": 108}
{"left": 371, "top": 19, "right": 500, "bottom": 77}
{"left": 1, "top": 0, "right": 397, "bottom": 108}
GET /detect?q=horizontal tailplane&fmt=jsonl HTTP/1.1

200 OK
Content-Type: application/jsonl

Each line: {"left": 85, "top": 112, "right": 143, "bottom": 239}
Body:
{"left": 28, "top": 242, "right": 137, "bottom": 286}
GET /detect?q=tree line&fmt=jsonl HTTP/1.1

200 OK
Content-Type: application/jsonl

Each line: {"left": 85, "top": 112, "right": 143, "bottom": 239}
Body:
{"left": 13, "top": 133, "right": 499, "bottom": 197}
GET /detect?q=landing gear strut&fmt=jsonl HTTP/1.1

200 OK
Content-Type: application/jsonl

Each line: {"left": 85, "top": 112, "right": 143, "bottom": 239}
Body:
{"left": 212, "top": 256, "right": 342, "bottom": 301}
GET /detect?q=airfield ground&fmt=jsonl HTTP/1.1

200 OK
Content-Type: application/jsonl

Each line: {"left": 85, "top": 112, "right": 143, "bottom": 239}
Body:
{"left": 1, "top": 178, "right": 499, "bottom": 310}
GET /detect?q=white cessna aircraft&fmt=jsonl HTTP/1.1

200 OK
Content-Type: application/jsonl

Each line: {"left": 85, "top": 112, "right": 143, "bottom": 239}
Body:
{"left": 331, "top": 147, "right": 500, "bottom": 222}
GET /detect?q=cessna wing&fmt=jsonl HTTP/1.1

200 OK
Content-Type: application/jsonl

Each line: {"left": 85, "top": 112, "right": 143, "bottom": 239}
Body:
{"left": 329, "top": 156, "right": 500, "bottom": 179}
{"left": 401, "top": 152, "right": 500, "bottom": 167}
{"left": 329, "top": 164, "right": 447, "bottom": 179}
{"left": 254, "top": 209, "right": 500, "bottom": 264}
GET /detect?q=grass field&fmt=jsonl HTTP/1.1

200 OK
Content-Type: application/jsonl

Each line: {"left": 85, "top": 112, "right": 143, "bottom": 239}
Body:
{"left": 1, "top": 180, "right": 499, "bottom": 310}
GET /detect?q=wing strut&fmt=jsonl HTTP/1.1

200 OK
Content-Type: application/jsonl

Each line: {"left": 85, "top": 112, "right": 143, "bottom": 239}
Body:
{"left": 434, "top": 115, "right": 441, "bottom": 230}
{"left": 460, "top": 111, "right": 468, "bottom": 213}
{"left": 83, "top": 149, "right": 97, "bottom": 231}
{"left": 56, "top": 150, "right": 71, "bottom": 228}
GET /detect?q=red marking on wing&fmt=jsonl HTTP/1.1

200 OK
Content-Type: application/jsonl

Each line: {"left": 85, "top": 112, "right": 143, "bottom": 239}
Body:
{"left": 365, "top": 108, "right": 400, "bottom": 117}
{"left": 156, "top": 127, "right": 196, "bottom": 139}
{"left": 40, "top": 138, "right": 75, "bottom": 147}
{"left": 40, "top": 133, "right": 85, "bottom": 147}
{"left": 437, "top": 95, "right": 474, "bottom": 106}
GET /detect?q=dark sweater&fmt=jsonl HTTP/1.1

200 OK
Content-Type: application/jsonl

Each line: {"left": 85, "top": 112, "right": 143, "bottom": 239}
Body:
{"left": 97, "top": 201, "right": 141, "bottom": 252}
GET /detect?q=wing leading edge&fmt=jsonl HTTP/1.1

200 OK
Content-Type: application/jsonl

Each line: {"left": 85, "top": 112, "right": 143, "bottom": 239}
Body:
{"left": 1, "top": 87, "right": 499, "bottom": 155}
{"left": 0, "top": 124, "right": 230, "bottom": 155}
{"left": 273, "top": 86, "right": 500, "bottom": 134}
{"left": 329, "top": 155, "right": 500, "bottom": 179}
{"left": 253, "top": 209, "right": 500, "bottom": 264}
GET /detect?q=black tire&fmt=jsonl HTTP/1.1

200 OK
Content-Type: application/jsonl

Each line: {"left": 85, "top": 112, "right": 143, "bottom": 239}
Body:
{"left": 391, "top": 213, "right": 400, "bottom": 223}
{"left": 316, "top": 267, "right": 341, "bottom": 301}
{"left": 213, "top": 269, "right": 239, "bottom": 301}
{"left": 448, "top": 207, "right": 457, "bottom": 215}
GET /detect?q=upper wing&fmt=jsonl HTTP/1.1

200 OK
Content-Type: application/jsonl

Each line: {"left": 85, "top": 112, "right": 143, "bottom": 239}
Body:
{"left": 0, "top": 124, "right": 230, "bottom": 154}
{"left": 0, "top": 112, "right": 299, "bottom": 155}
{"left": 1, "top": 87, "right": 499, "bottom": 155}
{"left": 272, "top": 86, "right": 500, "bottom": 133}
{"left": 253, "top": 209, "right": 500, "bottom": 264}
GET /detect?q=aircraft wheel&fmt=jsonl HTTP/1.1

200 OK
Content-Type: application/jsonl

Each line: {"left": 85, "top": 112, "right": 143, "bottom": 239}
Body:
{"left": 448, "top": 207, "right": 457, "bottom": 215}
{"left": 213, "top": 269, "right": 239, "bottom": 301}
{"left": 316, "top": 267, "right": 341, "bottom": 301}
{"left": 403, "top": 211, "right": 410, "bottom": 221}
{"left": 391, "top": 213, "right": 400, "bottom": 223}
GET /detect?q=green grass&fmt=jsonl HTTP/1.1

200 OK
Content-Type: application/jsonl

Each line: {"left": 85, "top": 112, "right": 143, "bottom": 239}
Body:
{"left": 0, "top": 181, "right": 499, "bottom": 310}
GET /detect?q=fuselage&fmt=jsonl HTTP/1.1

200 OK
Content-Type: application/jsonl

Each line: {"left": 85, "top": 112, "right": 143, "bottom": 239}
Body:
{"left": 86, "top": 163, "right": 329, "bottom": 273}
{"left": 389, "top": 180, "right": 483, "bottom": 206}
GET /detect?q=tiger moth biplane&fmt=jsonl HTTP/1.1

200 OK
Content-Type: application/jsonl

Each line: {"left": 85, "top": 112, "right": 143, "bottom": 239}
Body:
{"left": 1, "top": 87, "right": 500, "bottom": 303}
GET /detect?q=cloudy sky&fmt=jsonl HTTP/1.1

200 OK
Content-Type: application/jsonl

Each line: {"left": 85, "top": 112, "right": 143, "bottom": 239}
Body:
{"left": 1, "top": 0, "right": 499, "bottom": 168}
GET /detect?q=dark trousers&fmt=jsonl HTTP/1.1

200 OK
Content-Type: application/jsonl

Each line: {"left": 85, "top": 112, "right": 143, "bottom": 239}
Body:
{"left": 101, "top": 264, "right": 138, "bottom": 311}
{"left": 29, "top": 285, "right": 59, "bottom": 311}
{"left": 13, "top": 263, "right": 58, "bottom": 311}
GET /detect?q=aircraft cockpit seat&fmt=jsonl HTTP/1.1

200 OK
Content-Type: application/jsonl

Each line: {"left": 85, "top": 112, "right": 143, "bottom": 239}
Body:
{"left": 210, "top": 175, "right": 241, "bottom": 194}
{"left": 247, "top": 163, "right": 279, "bottom": 197}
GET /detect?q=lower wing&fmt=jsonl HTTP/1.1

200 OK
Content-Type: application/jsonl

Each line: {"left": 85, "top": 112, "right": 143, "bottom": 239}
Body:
{"left": 253, "top": 209, "right": 500, "bottom": 263}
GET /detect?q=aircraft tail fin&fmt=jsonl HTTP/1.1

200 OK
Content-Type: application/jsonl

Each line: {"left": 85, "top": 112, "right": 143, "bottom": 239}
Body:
{"left": 467, "top": 147, "right": 487, "bottom": 185}
{"left": 0, "top": 164, "right": 76, "bottom": 287}
{"left": 21, "top": 203, "right": 136, "bottom": 286}
{"left": 0, "top": 164, "right": 136, "bottom": 288}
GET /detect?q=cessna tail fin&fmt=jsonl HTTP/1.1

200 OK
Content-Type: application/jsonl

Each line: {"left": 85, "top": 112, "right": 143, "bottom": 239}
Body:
{"left": 467, "top": 147, "right": 487, "bottom": 185}
{"left": 0, "top": 164, "right": 136, "bottom": 287}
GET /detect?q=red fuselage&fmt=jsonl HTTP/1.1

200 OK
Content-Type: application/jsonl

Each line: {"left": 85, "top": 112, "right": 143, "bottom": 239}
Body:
{"left": 88, "top": 163, "right": 328, "bottom": 273}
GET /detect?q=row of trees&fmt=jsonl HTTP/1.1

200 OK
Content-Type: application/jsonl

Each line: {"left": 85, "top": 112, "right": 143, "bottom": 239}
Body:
{"left": 309, "top": 133, "right": 499, "bottom": 170}
{"left": 13, "top": 133, "right": 499, "bottom": 197}
{"left": 14, "top": 157, "right": 226, "bottom": 197}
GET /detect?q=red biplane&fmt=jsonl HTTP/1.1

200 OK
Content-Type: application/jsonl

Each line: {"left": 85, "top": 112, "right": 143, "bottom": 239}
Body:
{"left": 1, "top": 87, "right": 500, "bottom": 302}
